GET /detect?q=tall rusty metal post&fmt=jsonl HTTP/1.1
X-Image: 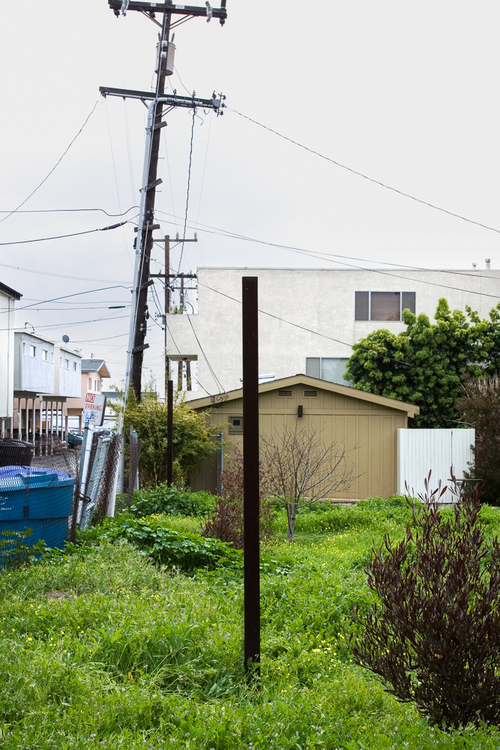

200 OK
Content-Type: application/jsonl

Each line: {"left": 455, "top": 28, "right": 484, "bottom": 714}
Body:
{"left": 242, "top": 276, "right": 261, "bottom": 678}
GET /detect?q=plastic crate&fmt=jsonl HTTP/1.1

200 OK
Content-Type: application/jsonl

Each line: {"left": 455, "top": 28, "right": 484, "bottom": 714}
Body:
{"left": 0, "top": 466, "right": 75, "bottom": 550}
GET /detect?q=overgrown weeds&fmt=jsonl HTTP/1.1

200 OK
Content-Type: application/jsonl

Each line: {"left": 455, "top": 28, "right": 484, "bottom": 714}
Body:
{"left": 2, "top": 493, "right": 500, "bottom": 747}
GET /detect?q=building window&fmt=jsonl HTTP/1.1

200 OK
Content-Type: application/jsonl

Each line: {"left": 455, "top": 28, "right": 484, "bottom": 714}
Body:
{"left": 65, "top": 359, "right": 69, "bottom": 369}
{"left": 73, "top": 362, "right": 77, "bottom": 371}
{"left": 97, "top": 380, "right": 101, "bottom": 392}
{"left": 277, "top": 389, "right": 293, "bottom": 398}
{"left": 229, "top": 416, "right": 243, "bottom": 434}
{"left": 30, "top": 345, "right": 36, "bottom": 358}
{"left": 22, "top": 342, "right": 26, "bottom": 355}
{"left": 88, "top": 378, "right": 92, "bottom": 391}
{"left": 355, "top": 291, "right": 416, "bottom": 321}
{"left": 306, "top": 357, "right": 351, "bottom": 386}
{"left": 42, "top": 350, "right": 48, "bottom": 361}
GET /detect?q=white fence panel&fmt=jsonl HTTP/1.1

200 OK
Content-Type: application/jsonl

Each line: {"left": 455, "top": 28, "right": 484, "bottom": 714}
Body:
{"left": 397, "top": 429, "right": 475, "bottom": 503}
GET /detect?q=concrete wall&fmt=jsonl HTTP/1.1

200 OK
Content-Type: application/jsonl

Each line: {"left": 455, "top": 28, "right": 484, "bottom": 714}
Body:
{"left": 54, "top": 346, "right": 82, "bottom": 398}
{"left": 14, "top": 332, "right": 55, "bottom": 395}
{"left": 0, "top": 293, "right": 16, "bottom": 420}
{"left": 167, "top": 267, "right": 500, "bottom": 400}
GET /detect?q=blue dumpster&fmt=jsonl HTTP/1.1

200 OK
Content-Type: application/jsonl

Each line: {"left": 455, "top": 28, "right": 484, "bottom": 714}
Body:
{"left": 0, "top": 466, "right": 75, "bottom": 550}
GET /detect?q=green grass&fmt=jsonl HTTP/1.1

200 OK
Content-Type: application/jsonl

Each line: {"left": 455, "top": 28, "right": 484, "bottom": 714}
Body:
{"left": 1, "top": 498, "right": 500, "bottom": 748}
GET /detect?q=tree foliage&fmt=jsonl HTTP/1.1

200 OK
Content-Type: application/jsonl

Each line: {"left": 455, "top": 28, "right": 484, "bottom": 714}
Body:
{"left": 351, "top": 478, "right": 500, "bottom": 729}
{"left": 345, "top": 298, "right": 500, "bottom": 428}
{"left": 457, "top": 375, "right": 500, "bottom": 505}
{"left": 114, "top": 381, "right": 216, "bottom": 487}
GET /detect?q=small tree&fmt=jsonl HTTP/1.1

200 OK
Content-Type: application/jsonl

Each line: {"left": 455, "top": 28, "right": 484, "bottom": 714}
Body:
{"left": 112, "top": 381, "right": 216, "bottom": 487}
{"left": 351, "top": 477, "right": 500, "bottom": 729}
{"left": 456, "top": 375, "right": 500, "bottom": 505}
{"left": 201, "top": 445, "right": 277, "bottom": 549}
{"left": 261, "top": 426, "right": 355, "bottom": 542}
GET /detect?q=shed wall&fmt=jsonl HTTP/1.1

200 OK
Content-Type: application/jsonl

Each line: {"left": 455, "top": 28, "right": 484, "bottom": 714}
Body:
{"left": 202, "top": 384, "right": 408, "bottom": 499}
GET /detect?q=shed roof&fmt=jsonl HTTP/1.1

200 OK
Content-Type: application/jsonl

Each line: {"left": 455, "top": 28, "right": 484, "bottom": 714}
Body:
{"left": 188, "top": 373, "right": 420, "bottom": 417}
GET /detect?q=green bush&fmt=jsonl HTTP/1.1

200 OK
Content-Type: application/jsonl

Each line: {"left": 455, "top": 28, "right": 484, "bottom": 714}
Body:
{"left": 129, "top": 484, "right": 216, "bottom": 518}
{"left": 115, "top": 382, "right": 216, "bottom": 486}
{"left": 79, "top": 515, "right": 242, "bottom": 573}
{"left": 0, "top": 529, "right": 46, "bottom": 569}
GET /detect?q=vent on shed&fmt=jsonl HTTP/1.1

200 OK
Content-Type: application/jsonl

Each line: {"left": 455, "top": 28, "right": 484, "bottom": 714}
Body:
{"left": 303, "top": 389, "right": 318, "bottom": 398}
{"left": 278, "top": 389, "right": 293, "bottom": 398}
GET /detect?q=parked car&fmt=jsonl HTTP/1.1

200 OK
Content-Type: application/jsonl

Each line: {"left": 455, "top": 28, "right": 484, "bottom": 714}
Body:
{"left": 67, "top": 432, "right": 83, "bottom": 448}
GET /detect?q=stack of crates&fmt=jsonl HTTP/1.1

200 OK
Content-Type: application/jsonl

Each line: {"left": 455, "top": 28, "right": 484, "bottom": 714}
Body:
{"left": 0, "top": 466, "right": 75, "bottom": 550}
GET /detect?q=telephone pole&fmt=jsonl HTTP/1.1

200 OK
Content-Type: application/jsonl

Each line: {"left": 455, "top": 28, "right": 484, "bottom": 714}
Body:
{"left": 102, "top": 1, "right": 227, "bottom": 402}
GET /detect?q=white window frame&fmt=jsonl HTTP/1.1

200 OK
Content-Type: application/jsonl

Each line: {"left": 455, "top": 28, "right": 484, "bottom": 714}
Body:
{"left": 355, "top": 291, "right": 416, "bottom": 322}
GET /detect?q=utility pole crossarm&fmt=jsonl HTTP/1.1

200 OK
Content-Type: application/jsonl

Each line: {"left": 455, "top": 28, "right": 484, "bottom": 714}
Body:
{"left": 99, "top": 87, "right": 224, "bottom": 112}
{"left": 108, "top": 1, "right": 227, "bottom": 24}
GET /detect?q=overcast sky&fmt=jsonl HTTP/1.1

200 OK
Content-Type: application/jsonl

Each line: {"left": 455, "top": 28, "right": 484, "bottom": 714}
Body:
{"left": 1, "top": 1, "right": 499, "bottom": 393}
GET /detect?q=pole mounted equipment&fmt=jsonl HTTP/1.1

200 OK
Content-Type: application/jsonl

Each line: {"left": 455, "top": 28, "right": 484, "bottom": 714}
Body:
{"left": 108, "top": 1, "right": 227, "bottom": 25}
{"left": 103, "top": 1, "right": 228, "bottom": 403}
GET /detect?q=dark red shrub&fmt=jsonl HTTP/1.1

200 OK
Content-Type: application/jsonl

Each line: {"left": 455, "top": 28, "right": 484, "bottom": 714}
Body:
{"left": 200, "top": 445, "right": 276, "bottom": 549}
{"left": 351, "top": 478, "right": 500, "bottom": 728}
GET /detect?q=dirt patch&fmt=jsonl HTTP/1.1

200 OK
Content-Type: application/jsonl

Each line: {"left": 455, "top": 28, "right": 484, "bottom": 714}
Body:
{"left": 47, "top": 590, "right": 74, "bottom": 600}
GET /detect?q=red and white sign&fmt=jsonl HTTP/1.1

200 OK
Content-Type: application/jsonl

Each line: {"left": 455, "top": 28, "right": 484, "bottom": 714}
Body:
{"left": 83, "top": 393, "right": 107, "bottom": 425}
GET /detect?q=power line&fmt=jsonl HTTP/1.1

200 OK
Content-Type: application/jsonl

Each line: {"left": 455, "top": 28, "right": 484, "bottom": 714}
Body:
{"left": 0, "top": 206, "right": 139, "bottom": 217}
{"left": 186, "top": 314, "right": 225, "bottom": 394}
{"left": 12, "top": 286, "right": 132, "bottom": 313}
{"left": 0, "top": 259, "right": 129, "bottom": 284}
{"left": 0, "top": 220, "right": 133, "bottom": 246}
{"left": 0, "top": 101, "right": 101, "bottom": 225}
{"left": 229, "top": 107, "right": 500, "bottom": 237}
{"left": 197, "top": 280, "right": 498, "bottom": 384}
{"left": 177, "top": 108, "right": 196, "bottom": 274}
{"left": 0, "top": 313, "right": 129, "bottom": 334}
{"left": 154, "top": 208, "right": 498, "bottom": 284}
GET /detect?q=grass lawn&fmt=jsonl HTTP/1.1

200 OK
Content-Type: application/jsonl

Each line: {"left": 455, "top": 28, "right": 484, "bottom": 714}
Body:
{"left": 1, "top": 498, "right": 500, "bottom": 749}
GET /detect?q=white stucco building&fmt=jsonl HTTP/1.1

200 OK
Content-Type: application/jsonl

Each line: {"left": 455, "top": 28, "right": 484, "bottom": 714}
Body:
{"left": 0, "top": 281, "right": 22, "bottom": 434}
{"left": 166, "top": 266, "right": 500, "bottom": 400}
{"left": 12, "top": 333, "right": 82, "bottom": 439}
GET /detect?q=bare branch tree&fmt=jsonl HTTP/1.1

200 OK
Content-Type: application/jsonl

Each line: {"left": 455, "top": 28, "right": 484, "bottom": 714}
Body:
{"left": 261, "top": 425, "right": 356, "bottom": 542}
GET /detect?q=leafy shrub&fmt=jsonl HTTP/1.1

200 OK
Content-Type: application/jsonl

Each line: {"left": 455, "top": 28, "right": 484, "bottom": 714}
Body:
{"left": 129, "top": 484, "right": 216, "bottom": 518}
{"left": 351, "top": 479, "right": 500, "bottom": 728}
{"left": 110, "top": 381, "right": 217, "bottom": 486}
{"left": 201, "top": 445, "right": 277, "bottom": 549}
{"left": 457, "top": 375, "right": 500, "bottom": 505}
{"left": 80, "top": 516, "right": 242, "bottom": 573}
{"left": 0, "top": 528, "right": 46, "bottom": 568}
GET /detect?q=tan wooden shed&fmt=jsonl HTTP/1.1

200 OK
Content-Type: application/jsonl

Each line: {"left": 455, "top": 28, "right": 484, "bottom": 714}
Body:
{"left": 188, "top": 374, "right": 419, "bottom": 500}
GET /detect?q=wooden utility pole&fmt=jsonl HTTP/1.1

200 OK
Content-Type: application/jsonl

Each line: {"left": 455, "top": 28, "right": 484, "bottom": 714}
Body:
{"left": 130, "top": 10, "right": 171, "bottom": 401}
{"left": 164, "top": 235, "right": 171, "bottom": 391}
{"left": 102, "top": 1, "right": 227, "bottom": 403}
